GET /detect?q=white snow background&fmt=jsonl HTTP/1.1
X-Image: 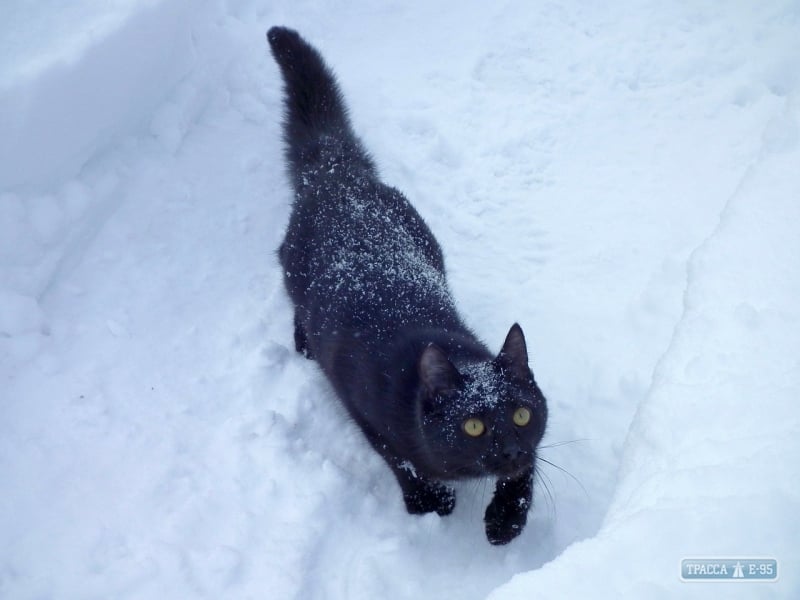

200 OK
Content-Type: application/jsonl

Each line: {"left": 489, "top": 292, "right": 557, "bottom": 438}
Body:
{"left": 1, "top": 1, "right": 799, "bottom": 598}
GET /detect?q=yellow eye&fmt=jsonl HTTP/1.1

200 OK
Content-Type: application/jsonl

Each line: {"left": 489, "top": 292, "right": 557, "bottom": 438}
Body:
{"left": 463, "top": 418, "right": 485, "bottom": 437}
{"left": 513, "top": 407, "right": 531, "bottom": 427}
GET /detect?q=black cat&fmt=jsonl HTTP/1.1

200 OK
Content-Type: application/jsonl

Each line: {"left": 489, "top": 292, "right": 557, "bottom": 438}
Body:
{"left": 267, "top": 26, "right": 548, "bottom": 545}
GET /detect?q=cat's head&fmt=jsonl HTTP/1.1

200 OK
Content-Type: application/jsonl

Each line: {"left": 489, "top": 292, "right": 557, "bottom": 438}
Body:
{"left": 415, "top": 324, "right": 548, "bottom": 479}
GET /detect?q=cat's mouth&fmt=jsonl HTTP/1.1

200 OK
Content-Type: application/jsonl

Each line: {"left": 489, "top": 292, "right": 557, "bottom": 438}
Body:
{"left": 487, "top": 453, "right": 533, "bottom": 478}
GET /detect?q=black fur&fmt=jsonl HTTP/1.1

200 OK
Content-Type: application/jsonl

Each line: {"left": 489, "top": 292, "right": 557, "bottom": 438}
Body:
{"left": 267, "top": 26, "right": 548, "bottom": 545}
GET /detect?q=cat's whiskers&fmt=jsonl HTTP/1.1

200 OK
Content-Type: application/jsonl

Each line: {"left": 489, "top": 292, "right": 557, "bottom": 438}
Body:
{"left": 537, "top": 438, "right": 590, "bottom": 450}
{"left": 536, "top": 456, "right": 589, "bottom": 499}
{"left": 534, "top": 466, "right": 557, "bottom": 520}
{"left": 471, "top": 476, "right": 491, "bottom": 522}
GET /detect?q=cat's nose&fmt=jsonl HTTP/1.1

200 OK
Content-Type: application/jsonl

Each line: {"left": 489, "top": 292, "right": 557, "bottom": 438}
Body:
{"left": 494, "top": 442, "right": 530, "bottom": 476}
{"left": 501, "top": 443, "right": 524, "bottom": 461}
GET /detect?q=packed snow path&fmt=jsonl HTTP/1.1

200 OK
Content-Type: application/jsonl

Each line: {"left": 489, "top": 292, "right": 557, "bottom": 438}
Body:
{"left": 1, "top": 1, "right": 798, "bottom": 598}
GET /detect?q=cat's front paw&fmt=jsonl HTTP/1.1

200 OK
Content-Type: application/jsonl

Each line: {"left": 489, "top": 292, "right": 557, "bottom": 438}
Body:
{"left": 484, "top": 493, "right": 529, "bottom": 545}
{"left": 403, "top": 481, "right": 455, "bottom": 516}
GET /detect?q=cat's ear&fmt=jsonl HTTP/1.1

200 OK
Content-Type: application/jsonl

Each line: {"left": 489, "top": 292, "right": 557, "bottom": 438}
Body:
{"left": 497, "top": 323, "right": 532, "bottom": 382}
{"left": 418, "top": 344, "right": 460, "bottom": 395}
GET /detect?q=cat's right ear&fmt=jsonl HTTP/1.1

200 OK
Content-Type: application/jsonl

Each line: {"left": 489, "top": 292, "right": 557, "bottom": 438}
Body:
{"left": 497, "top": 323, "right": 532, "bottom": 383}
{"left": 418, "top": 344, "right": 460, "bottom": 396}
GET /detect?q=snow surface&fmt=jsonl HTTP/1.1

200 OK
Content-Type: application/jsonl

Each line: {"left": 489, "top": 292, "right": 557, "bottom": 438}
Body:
{"left": 1, "top": 0, "right": 798, "bottom": 598}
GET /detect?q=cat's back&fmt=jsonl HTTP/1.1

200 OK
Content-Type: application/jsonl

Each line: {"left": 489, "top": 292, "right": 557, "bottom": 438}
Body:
{"left": 302, "top": 170, "right": 455, "bottom": 337}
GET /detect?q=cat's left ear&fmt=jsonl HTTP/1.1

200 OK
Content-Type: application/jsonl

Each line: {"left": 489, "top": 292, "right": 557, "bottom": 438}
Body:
{"left": 497, "top": 323, "right": 532, "bottom": 382}
{"left": 419, "top": 343, "right": 460, "bottom": 396}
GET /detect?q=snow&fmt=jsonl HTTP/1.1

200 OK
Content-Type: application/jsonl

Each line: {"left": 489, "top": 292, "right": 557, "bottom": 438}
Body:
{"left": 1, "top": 0, "right": 798, "bottom": 598}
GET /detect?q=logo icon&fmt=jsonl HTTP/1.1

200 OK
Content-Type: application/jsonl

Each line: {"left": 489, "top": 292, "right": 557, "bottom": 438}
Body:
{"left": 732, "top": 562, "right": 744, "bottom": 579}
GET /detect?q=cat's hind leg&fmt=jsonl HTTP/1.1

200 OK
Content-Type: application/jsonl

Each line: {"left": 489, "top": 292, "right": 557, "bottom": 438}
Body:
{"left": 293, "top": 312, "right": 313, "bottom": 359}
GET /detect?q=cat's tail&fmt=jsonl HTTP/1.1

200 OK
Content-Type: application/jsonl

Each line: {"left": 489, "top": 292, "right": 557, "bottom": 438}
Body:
{"left": 267, "top": 26, "right": 374, "bottom": 177}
